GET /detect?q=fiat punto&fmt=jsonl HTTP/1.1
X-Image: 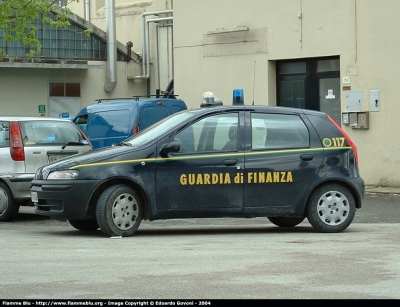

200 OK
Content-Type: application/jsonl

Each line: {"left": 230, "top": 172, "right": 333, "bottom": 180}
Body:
{"left": 31, "top": 93, "right": 364, "bottom": 237}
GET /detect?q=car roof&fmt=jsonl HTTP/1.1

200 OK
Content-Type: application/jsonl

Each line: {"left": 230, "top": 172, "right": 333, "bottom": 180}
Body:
{"left": 0, "top": 116, "right": 73, "bottom": 122}
{"left": 93, "top": 98, "right": 183, "bottom": 106}
{"left": 76, "top": 97, "right": 185, "bottom": 113}
{"left": 185, "top": 104, "right": 326, "bottom": 116}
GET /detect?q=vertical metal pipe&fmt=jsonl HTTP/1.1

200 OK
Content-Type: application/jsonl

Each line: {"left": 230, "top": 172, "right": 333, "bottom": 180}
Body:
{"left": 85, "top": 0, "right": 90, "bottom": 21}
{"left": 104, "top": 0, "right": 117, "bottom": 92}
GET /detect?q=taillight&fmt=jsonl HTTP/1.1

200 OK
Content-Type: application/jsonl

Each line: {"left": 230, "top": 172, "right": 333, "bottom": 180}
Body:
{"left": 9, "top": 121, "right": 25, "bottom": 161}
{"left": 327, "top": 115, "right": 358, "bottom": 165}
{"left": 132, "top": 121, "right": 139, "bottom": 135}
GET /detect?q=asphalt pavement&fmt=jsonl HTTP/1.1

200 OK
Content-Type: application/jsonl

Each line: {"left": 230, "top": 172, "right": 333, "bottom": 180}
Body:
{"left": 0, "top": 186, "right": 399, "bottom": 300}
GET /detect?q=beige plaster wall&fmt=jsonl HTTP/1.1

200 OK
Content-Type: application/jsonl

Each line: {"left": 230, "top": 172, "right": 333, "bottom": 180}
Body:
{"left": 0, "top": 60, "right": 146, "bottom": 117}
{"left": 172, "top": 0, "right": 400, "bottom": 186}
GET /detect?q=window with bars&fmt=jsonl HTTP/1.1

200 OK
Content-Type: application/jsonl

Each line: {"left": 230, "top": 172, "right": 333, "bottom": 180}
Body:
{"left": 0, "top": 13, "right": 125, "bottom": 61}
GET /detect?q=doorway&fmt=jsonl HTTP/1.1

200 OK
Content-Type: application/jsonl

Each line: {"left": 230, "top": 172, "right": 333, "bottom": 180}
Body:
{"left": 276, "top": 57, "right": 341, "bottom": 124}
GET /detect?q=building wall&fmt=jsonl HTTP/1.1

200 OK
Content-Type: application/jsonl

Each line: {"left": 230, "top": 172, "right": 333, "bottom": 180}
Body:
{"left": 68, "top": 0, "right": 174, "bottom": 92}
{"left": 0, "top": 61, "right": 145, "bottom": 116}
{"left": 172, "top": 0, "right": 400, "bottom": 187}
{"left": 1, "top": 0, "right": 399, "bottom": 187}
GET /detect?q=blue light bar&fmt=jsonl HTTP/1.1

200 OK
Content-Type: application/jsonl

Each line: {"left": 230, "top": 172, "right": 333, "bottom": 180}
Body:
{"left": 233, "top": 88, "right": 244, "bottom": 105}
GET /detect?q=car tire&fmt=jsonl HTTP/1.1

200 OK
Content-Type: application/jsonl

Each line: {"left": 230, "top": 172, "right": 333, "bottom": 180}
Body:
{"left": 68, "top": 219, "right": 99, "bottom": 231}
{"left": 267, "top": 216, "right": 305, "bottom": 228}
{"left": 96, "top": 184, "right": 143, "bottom": 237}
{"left": 0, "top": 182, "right": 20, "bottom": 222}
{"left": 307, "top": 184, "right": 356, "bottom": 233}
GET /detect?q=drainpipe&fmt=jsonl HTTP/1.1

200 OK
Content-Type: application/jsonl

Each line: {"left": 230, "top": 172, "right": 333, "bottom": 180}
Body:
{"left": 104, "top": 0, "right": 117, "bottom": 93}
{"left": 134, "top": 10, "right": 173, "bottom": 79}
{"left": 85, "top": 0, "right": 90, "bottom": 21}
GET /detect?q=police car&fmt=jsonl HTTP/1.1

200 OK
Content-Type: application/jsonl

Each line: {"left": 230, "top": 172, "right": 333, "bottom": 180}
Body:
{"left": 31, "top": 89, "right": 364, "bottom": 237}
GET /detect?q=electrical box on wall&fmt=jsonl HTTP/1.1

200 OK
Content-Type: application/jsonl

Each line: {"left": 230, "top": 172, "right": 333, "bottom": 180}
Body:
{"left": 345, "top": 90, "right": 363, "bottom": 112}
{"left": 342, "top": 111, "right": 369, "bottom": 129}
{"left": 370, "top": 90, "right": 380, "bottom": 112}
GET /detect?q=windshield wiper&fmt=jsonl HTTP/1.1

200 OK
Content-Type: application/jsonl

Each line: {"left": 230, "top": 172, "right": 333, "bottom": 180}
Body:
{"left": 62, "top": 142, "right": 85, "bottom": 149}
{"left": 115, "top": 141, "right": 132, "bottom": 147}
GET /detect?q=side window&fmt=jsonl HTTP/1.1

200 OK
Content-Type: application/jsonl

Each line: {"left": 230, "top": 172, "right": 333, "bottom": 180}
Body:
{"left": 141, "top": 106, "right": 169, "bottom": 129}
{"left": 0, "top": 121, "right": 9, "bottom": 147}
{"left": 174, "top": 113, "right": 238, "bottom": 154}
{"left": 251, "top": 113, "right": 309, "bottom": 150}
{"left": 74, "top": 115, "right": 88, "bottom": 134}
{"left": 88, "top": 110, "right": 130, "bottom": 138}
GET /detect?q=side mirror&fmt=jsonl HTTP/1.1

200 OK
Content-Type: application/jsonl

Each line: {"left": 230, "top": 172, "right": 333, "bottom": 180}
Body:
{"left": 160, "top": 141, "right": 180, "bottom": 157}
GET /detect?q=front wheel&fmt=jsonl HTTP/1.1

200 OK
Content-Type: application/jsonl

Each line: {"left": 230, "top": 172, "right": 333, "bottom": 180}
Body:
{"left": 267, "top": 216, "right": 305, "bottom": 228}
{"left": 68, "top": 219, "right": 99, "bottom": 231}
{"left": 307, "top": 184, "right": 356, "bottom": 233}
{"left": 0, "top": 182, "right": 20, "bottom": 222}
{"left": 96, "top": 184, "right": 143, "bottom": 237}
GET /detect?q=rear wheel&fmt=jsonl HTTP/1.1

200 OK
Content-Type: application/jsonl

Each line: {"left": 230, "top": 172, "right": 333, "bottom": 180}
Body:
{"left": 0, "top": 182, "right": 20, "bottom": 222}
{"left": 267, "top": 216, "right": 305, "bottom": 228}
{"left": 96, "top": 184, "right": 143, "bottom": 237}
{"left": 307, "top": 184, "right": 356, "bottom": 233}
{"left": 68, "top": 219, "right": 99, "bottom": 231}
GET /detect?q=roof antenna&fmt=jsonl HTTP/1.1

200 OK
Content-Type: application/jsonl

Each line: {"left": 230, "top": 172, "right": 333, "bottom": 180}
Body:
{"left": 252, "top": 61, "right": 256, "bottom": 105}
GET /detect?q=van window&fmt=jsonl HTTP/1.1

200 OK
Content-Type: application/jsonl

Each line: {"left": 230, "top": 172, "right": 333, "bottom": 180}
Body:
{"left": 88, "top": 110, "right": 130, "bottom": 138}
{"left": 141, "top": 106, "right": 169, "bottom": 130}
{"left": 74, "top": 115, "right": 88, "bottom": 134}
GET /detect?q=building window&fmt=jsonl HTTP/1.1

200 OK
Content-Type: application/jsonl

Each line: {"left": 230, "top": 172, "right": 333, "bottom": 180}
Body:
{"left": 49, "top": 83, "right": 80, "bottom": 97}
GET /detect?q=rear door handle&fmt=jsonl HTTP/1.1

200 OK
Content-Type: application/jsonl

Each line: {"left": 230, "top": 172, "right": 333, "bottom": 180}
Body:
{"left": 223, "top": 159, "right": 237, "bottom": 166}
{"left": 300, "top": 154, "right": 314, "bottom": 161}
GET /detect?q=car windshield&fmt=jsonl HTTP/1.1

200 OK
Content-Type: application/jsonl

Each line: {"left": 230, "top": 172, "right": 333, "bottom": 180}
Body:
{"left": 123, "top": 110, "right": 195, "bottom": 146}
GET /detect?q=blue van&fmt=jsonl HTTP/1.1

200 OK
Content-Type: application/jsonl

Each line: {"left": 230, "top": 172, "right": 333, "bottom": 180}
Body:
{"left": 73, "top": 97, "right": 187, "bottom": 149}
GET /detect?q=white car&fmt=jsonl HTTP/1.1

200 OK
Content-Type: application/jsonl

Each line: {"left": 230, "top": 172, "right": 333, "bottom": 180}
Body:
{"left": 0, "top": 116, "right": 93, "bottom": 221}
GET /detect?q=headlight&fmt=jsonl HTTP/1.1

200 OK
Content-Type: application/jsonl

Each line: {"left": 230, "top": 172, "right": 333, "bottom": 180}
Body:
{"left": 47, "top": 170, "right": 80, "bottom": 179}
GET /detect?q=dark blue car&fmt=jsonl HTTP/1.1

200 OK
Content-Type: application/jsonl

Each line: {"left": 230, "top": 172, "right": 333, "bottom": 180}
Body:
{"left": 31, "top": 92, "right": 364, "bottom": 237}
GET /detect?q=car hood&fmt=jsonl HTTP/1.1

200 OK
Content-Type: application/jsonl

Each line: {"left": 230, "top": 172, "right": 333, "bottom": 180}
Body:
{"left": 39, "top": 144, "right": 152, "bottom": 172}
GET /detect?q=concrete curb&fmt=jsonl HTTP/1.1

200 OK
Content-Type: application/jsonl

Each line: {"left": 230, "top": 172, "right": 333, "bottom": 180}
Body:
{"left": 365, "top": 186, "right": 400, "bottom": 194}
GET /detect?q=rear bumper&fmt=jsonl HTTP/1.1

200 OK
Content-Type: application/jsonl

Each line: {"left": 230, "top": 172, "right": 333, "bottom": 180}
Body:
{"left": 31, "top": 179, "right": 101, "bottom": 220}
{"left": 348, "top": 176, "right": 365, "bottom": 209}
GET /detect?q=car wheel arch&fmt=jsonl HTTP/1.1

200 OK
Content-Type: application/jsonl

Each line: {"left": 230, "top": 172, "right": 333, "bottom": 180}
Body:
{"left": 87, "top": 178, "right": 148, "bottom": 219}
{"left": 305, "top": 179, "right": 362, "bottom": 212}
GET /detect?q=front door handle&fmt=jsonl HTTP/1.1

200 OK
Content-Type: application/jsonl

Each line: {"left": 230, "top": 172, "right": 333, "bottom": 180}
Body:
{"left": 223, "top": 159, "right": 237, "bottom": 166}
{"left": 300, "top": 154, "right": 314, "bottom": 161}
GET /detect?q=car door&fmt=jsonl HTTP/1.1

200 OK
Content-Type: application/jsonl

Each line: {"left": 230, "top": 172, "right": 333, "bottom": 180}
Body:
{"left": 155, "top": 111, "right": 245, "bottom": 213}
{"left": 243, "top": 111, "right": 323, "bottom": 212}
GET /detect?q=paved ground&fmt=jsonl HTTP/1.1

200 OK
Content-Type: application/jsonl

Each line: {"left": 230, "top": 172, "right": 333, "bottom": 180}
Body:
{"left": 0, "top": 185, "right": 398, "bottom": 300}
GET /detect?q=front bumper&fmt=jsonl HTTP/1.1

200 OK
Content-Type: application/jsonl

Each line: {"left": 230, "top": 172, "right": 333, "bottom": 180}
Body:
{"left": 31, "top": 179, "right": 101, "bottom": 220}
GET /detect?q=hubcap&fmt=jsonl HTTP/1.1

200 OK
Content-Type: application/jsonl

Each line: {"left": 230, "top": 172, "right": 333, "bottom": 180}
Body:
{"left": 0, "top": 188, "right": 8, "bottom": 215}
{"left": 317, "top": 191, "right": 349, "bottom": 226}
{"left": 111, "top": 193, "right": 138, "bottom": 230}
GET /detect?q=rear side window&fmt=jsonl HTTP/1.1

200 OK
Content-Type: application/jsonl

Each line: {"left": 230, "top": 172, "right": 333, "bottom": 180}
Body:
{"left": 0, "top": 121, "right": 9, "bottom": 147}
{"left": 251, "top": 113, "right": 309, "bottom": 150}
{"left": 19, "top": 121, "right": 87, "bottom": 146}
